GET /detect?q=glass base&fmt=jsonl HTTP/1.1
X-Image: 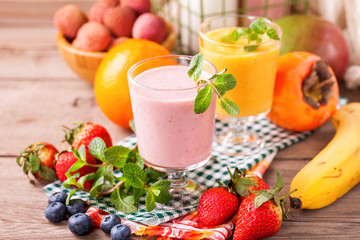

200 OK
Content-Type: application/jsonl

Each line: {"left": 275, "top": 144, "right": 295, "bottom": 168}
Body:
{"left": 158, "top": 174, "right": 206, "bottom": 210}
{"left": 214, "top": 111, "right": 268, "bottom": 157}
{"left": 142, "top": 157, "right": 211, "bottom": 210}
{"left": 215, "top": 129, "right": 264, "bottom": 156}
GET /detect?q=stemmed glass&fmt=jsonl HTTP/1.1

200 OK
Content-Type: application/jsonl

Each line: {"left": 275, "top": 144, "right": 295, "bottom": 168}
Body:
{"left": 127, "top": 55, "right": 217, "bottom": 209}
{"left": 199, "top": 15, "right": 282, "bottom": 156}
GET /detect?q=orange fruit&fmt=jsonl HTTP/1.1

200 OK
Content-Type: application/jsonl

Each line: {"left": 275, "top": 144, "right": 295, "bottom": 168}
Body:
{"left": 94, "top": 39, "right": 170, "bottom": 129}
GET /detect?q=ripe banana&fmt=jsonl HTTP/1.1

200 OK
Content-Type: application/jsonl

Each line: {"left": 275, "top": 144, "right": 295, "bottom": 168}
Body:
{"left": 290, "top": 102, "right": 360, "bottom": 209}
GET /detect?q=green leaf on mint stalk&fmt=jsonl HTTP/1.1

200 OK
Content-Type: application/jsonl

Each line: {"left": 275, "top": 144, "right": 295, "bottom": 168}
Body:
{"left": 89, "top": 175, "right": 104, "bottom": 197}
{"left": 63, "top": 172, "right": 80, "bottom": 188}
{"left": 123, "top": 163, "right": 147, "bottom": 188}
{"left": 188, "top": 53, "right": 204, "bottom": 81}
{"left": 266, "top": 28, "right": 280, "bottom": 40}
{"left": 214, "top": 73, "right": 237, "bottom": 96}
{"left": 194, "top": 84, "right": 212, "bottom": 114}
{"left": 221, "top": 98, "right": 240, "bottom": 116}
{"left": 145, "top": 167, "right": 166, "bottom": 182}
{"left": 129, "top": 119, "right": 136, "bottom": 134}
{"left": 104, "top": 145, "right": 132, "bottom": 168}
{"left": 66, "top": 188, "right": 80, "bottom": 205}
{"left": 250, "top": 17, "right": 267, "bottom": 34}
{"left": 77, "top": 172, "right": 96, "bottom": 188}
{"left": 89, "top": 137, "right": 106, "bottom": 162}
{"left": 111, "top": 188, "right": 138, "bottom": 213}
{"left": 209, "top": 68, "right": 227, "bottom": 80}
{"left": 65, "top": 161, "right": 86, "bottom": 178}
{"left": 146, "top": 189, "right": 156, "bottom": 212}
{"left": 150, "top": 180, "right": 173, "bottom": 204}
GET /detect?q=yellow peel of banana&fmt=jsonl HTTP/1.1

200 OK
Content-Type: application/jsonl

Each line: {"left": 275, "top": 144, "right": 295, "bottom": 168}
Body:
{"left": 290, "top": 102, "right": 360, "bottom": 209}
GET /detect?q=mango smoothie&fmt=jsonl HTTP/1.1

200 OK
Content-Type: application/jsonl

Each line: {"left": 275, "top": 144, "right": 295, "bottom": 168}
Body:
{"left": 128, "top": 65, "right": 216, "bottom": 169}
{"left": 200, "top": 27, "right": 281, "bottom": 118}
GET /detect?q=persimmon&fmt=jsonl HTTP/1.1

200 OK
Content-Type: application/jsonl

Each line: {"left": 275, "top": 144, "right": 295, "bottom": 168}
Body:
{"left": 267, "top": 51, "right": 339, "bottom": 132}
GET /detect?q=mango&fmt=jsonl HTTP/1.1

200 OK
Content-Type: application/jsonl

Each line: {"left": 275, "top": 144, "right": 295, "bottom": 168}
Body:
{"left": 276, "top": 14, "right": 349, "bottom": 80}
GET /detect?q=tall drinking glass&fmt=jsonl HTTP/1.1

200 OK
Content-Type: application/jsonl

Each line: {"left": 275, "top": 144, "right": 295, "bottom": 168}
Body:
{"left": 199, "top": 15, "right": 282, "bottom": 156}
{"left": 127, "top": 55, "right": 217, "bottom": 209}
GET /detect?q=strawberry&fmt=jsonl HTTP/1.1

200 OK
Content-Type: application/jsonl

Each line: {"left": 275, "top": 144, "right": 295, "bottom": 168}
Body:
{"left": 17, "top": 142, "right": 58, "bottom": 182}
{"left": 229, "top": 167, "right": 269, "bottom": 200}
{"left": 64, "top": 122, "right": 112, "bottom": 163}
{"left": 55, "top": 151, "right": 97, "bottom": 190}
{"left": 85, "top": 206, "right": 109, "bottom": 227}
{"left": 198, "top": 183, "right": 239, "bottom": 227}
{"left": 233, "top": 170, "right": 294, "bottom": 240}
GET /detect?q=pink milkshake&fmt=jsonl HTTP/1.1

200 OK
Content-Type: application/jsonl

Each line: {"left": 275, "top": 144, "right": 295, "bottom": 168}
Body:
{"left": 128, "top": 60, "right": 216, "bottom": 170}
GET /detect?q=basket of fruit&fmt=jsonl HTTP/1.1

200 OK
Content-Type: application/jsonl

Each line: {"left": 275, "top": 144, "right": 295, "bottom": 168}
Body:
{"left": 54, "top": 0, "right": 176, "bottom": 83}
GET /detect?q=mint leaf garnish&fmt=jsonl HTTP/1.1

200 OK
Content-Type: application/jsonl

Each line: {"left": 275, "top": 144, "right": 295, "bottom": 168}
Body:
{"left": 188, "top": 53, "right": 204, "bottom": 81}
{"left": 244, "top": 45, "right": 260, "bottom": 52}
{"left": 123, "top": 163, "right": 147, "bottom": 188}
{"left": 111, "top": 188, "right": 138, "bottom": 213}
{"left": 88, "top": 137, "right": 106, "bottom": 162}
{"left": 213, "top": 73, "right": 237, "bottom": 96}
{"left": 220, "top": 17, "right": 279, "bottom": 52}
{"left": 104, "top": 146, "right": 132, "bottom": 168}
{"left": 220, "top": 98, "right": 240, "bottom": 116}
{"left": 250, "top": 17, "right": 267, "bottom": 34}
{"left": 194, "top": 85, "right": 212, "bottom": 114}
{"left": 61, "top": 137, "right": 173, "bottom": 213}
{"left": 266, "top": 28, "right": 280, "bottom": 40}
{"left": 146, "top": 190, "right": 156, "bottom": 212}
{"left": 189, "top": 53, "right": 240, "bottom": 116}
{"left": 129, "top": 119, "right": 136, "bottom": 133}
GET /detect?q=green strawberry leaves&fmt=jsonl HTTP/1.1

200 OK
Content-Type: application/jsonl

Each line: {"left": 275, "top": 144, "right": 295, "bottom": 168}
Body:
{"left": 62, "top": 137, "right": 172, "bottom": 213}
{"left": 189, "top": 53, "right": 240, "bottom": 116}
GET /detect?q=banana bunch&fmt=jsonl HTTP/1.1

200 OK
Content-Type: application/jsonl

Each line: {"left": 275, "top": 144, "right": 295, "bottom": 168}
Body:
{"left": 290, "top": 102, "right": 360, "bottom": 209}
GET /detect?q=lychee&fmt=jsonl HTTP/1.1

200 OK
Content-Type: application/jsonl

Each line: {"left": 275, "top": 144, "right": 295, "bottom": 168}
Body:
{"left": 121, "top": 0, "right": 151, "bottom": 14}
{"left": 103, "top": 6, "right": 136, "bottom": 37}
{"left": 88, "top": 1, "right": 113, "bottom": 23}
{"left": 72, "top": 22, "right": 111, "bottom": 51}
{"left": 132, "top": 13, "right": 167, "bottom": 43}
{"left": 108, "top": 36, "right": 130, "bottom": 49}
{"left": 101, "top": 0, "right": 120, "bottom": 7}
{"left": 53, "top": 4, "right": 88, "bottom": 39}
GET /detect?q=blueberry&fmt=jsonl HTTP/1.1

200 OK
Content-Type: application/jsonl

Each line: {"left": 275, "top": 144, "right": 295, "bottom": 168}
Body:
{"left": 44, "top": 202, "right": 67, "bottom": 223}
{"left": 101, "top": 214, "right": 122, "bottom": 234}
{"left": 66, "top": 199, "right": 88, "bottom": 216}
{"left": 48, "top": 192, "right": 68, "bottom": 204}
{"left": 67, "top": 213, "right": 92, "bottom": 236}
{"left": 111, "top": 224, "right": 131, "bottom": 240}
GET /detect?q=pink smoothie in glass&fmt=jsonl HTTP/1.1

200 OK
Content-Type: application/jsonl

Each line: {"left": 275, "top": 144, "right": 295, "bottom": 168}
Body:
{"left": 129, "top": 65, "right": 216, "bottom": 169}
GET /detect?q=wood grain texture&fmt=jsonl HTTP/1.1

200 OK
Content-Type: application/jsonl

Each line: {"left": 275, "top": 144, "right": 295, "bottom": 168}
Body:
{"left": 1, "top": 0, "right": 360, "bottom": 239}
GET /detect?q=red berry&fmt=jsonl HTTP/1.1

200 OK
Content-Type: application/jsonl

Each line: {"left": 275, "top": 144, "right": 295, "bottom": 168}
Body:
{"left": 85, "top": 206, "right": 109, "bottom": 227}
{"left": 198, "top": 188, "right": 239, "bottom": 227}
{"left": 17, "top": 142, "right": 58, "bottom": 181}
{"left": 233, "top": 194, "right": 282, "bottom": 240}
{"left": 64, "top": 122, "right": 112, "bottom": 163}
{"left": 55, "top": 151, "right": 97, "bottom": 190}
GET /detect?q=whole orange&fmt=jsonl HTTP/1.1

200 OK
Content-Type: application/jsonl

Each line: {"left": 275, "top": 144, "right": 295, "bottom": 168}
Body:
{"left": 94, "top": 39, "right": 170, "bottom": 129}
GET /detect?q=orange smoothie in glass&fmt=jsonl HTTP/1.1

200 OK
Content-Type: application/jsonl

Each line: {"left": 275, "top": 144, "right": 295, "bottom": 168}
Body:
{"left": 200, "top": 26, "right": 281, "bottom": 118}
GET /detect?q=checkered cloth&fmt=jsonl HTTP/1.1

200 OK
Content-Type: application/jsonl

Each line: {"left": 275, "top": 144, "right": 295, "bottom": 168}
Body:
{"left": 44, "top": 105, "right": 339, "bottom": 226}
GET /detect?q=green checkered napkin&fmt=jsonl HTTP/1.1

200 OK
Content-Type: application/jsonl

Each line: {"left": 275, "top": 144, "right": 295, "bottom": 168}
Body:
{"left": 43, "top": 98, "right": 346, "bottom": 226}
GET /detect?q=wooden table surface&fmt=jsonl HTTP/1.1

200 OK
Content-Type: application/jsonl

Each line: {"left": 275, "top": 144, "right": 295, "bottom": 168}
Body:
{"left": 1, "top": 1, "right": 360, "bottom": 239}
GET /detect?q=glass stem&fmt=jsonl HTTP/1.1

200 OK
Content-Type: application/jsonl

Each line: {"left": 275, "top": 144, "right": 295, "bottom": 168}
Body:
{"left": 168, "top": 171, "right": 188, "bottom": 188}
{"left": 230, "top": 119, "right": 249, "bottom": 141}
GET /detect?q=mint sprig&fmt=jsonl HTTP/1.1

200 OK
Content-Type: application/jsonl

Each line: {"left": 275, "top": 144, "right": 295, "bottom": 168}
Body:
{"left": 220, "top": 17, "right": 280, "bottom": 52}
{"left": 63, "top": 137, "right": 171, "bottom": 213}
{"left": 188, "top": 53, "right": 240, "bottom": 116}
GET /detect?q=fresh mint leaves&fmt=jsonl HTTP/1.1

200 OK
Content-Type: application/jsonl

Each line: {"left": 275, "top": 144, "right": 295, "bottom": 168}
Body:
{"left": 63, "top": 137, "right": 172, "bottom": 213}
{"left": 188, "top": 53, "right": 240, "bottom": 116}
{"left": 220, "top": 17, "right": 280, "bottom": 52}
